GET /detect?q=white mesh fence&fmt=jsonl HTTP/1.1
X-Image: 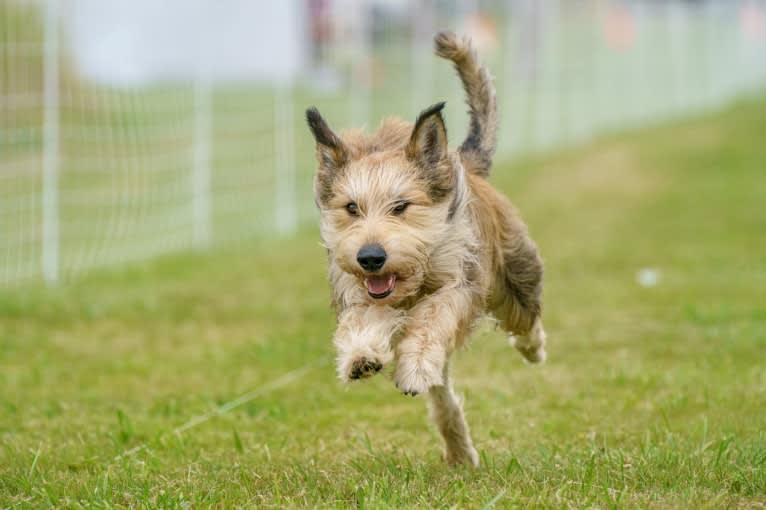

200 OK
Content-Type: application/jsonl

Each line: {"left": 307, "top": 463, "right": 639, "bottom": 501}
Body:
{"left": 1, "top": 0, "right": 765, "bottom": 286}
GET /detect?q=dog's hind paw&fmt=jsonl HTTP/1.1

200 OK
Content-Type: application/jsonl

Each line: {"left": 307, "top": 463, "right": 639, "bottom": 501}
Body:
{"left": 444, "top": 446, "right": 480, "bottom": 467}
{"left": 347, "top": 356, "right": 383, "bottom": 380}
{"left": 510, "top": 332, "right": 547, "bottom": 364}
{"left": 515, "top": 343, "right": 547, "bottom": 364}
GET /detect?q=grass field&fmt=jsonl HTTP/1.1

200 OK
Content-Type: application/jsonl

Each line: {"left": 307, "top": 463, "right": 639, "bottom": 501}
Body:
{"left": 2, "top": 96, "right": 766, "bottom": 508}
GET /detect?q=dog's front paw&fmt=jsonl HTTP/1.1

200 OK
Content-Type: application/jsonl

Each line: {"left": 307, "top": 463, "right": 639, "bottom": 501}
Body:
{"left": 349, "top": 356, "right": 383, "bottom": 380}
{"left": 338, "top": 354, "right": 384, "bottom": 383}
{"left": 394, "top": 355, "right": 444, "bottom": 396}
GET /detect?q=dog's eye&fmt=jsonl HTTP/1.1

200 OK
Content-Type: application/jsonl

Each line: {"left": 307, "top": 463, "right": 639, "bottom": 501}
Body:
{"left": 392, "top": 201, "right": 409, "bottom": 215}
{"left": 346, "top": 202, "right": 359, "bottom": 216}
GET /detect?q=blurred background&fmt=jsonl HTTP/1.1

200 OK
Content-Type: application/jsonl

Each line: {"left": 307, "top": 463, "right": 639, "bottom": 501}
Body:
{"left": 2, "top": 0, "right": 766, "bottom": 287}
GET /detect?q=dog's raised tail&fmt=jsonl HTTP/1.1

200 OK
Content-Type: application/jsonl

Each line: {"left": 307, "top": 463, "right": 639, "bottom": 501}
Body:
{"left": 434, "top": 31, "right": 497, "bottom": 178}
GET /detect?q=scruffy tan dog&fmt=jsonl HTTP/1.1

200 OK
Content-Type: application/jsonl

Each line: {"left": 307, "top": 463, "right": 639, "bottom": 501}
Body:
{"left": 306, "top": 32, "right": 546, "bottom": 466}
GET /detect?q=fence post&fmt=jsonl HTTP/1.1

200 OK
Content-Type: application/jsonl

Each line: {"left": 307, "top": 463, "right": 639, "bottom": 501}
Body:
{"left": 705, "top": 0, "right": 728, "bottom": 106}
{"left": 350, "top": 2, "right": 370, "bottom": 128}
{"left": 502, "top": 0, "right": 516, "bottom": 157}
{"left": 411, "top": 0, "right": 434, "bottom": 116}
{"left": 668, "top": 2, "right": 686, "bottom": 115}
{"left": 550, "top": 0, "right": 565, "bottom": 147}
{"left": 192, "top": 70, "right": 212, "bottom": 248}
{"left": 42, "top": 0, "right": 60, "bottom": 285}
{"left": 633, "top": 2, "right": 649, "bottom": 125}
{"left": 274, "top": 83, "right": 297, "bottom": 235}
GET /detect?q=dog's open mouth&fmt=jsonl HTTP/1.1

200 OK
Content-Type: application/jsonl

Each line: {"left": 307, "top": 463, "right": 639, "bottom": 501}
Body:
{"left": 365, "top": 274, "right": 396, "bottom": 299}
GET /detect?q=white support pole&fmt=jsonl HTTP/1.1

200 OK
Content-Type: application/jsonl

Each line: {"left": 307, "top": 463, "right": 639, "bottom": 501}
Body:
{"left": 633, "top": 2, "right": 649, "bottom": 125}
{"left": 568, "top": 1, "right": 586, "bottom": 143}
{"left": 410, "top": 0, "right": 434, "bottom": 116}
{"left": 42, "top": 0, "right": 60, "bottom": 285}
{"left": 274, "top": 83, "right": 297, "bottom": 235}
{"left": 550, "top": 0, "right": 564, "bottom": 147}
{"left": 502, "top": 0, "right": 516, "bottom": 157}
{"left": 454, "top": 0, "right": 479, "bottom": 136}
{"left": 593, "top": 0, "right": 610, "bottom": 132}
{"left": 350, "top": 1, "right": 370, "bottom": 128}
{"left": 192, "top": 71, "right": 212, "bottom": 248}
{"left": 516, "top": 0, "right": 539, "bottom": 154}
{"left": 668, "top": 1, "right": 686, "bottom": 115}
{"left": 703, "top": 0, "right": 719, "bottom": 106}
{"left": 531, "top": 0, "right": 548, "bottom": 151}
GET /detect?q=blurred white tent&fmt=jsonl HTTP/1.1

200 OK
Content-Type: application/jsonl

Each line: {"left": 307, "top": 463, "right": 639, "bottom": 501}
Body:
{"left": 64, "top": 0, "right": 307, "bottom": 85}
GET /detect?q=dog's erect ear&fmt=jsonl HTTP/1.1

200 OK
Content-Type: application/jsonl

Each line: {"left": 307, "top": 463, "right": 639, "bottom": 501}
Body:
{"left": 306, "top": 107, "right": 348, "bottom": 172}
{"left": 406, "top": 102, "right": 448, "bottom": 169}
{"left": 406, "top": 102, "right": 454, "bottom": 202}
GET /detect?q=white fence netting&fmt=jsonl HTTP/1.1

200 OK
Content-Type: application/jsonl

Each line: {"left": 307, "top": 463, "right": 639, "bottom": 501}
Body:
{"left": 1, "top": 0, "right": 765, "bottom": 286}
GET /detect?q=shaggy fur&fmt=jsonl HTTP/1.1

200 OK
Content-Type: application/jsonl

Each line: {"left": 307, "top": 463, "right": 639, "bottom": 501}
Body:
{"left": 306, "top": 31, "right": 546, "bottom": 466}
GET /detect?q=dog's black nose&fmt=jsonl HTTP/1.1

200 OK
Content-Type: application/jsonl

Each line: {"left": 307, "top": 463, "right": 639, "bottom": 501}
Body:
{"left": 357, "top": 244, "right": 387, "bottom": 272}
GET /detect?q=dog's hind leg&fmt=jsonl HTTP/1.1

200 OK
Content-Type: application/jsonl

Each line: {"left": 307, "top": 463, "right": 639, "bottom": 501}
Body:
{"left": 427, "top": 363, "right": 479, "bottom": 466}
{"left": 493, "top": 235, "right": 547, "bottom": 363}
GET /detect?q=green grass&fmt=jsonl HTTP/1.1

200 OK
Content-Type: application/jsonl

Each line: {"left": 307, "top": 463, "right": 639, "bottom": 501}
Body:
{"left": 2, "top": 96, "right": 766, "bottom": 509}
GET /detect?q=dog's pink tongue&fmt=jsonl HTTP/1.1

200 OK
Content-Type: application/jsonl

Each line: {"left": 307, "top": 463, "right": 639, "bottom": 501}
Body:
{"left": 366, "top": 274, "right": 395, "bottom": 295}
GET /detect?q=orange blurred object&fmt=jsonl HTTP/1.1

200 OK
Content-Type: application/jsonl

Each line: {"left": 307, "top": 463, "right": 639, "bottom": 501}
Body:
{"left": 602, "top": 4, "right": 636, "bottom": 51}
{"left": 463, "top": 13, "right": 498, "bottom": 53}
{"left": 741, "top": 0, "right": 766, "bottom": 42}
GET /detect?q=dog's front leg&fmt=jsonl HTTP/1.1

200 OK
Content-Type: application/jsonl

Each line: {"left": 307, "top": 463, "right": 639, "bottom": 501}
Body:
{"left": 334, "top": 305, "right": 406, "bottom": 383}
{"left": 394, "top": 287, "right": 476, "bottom": 396}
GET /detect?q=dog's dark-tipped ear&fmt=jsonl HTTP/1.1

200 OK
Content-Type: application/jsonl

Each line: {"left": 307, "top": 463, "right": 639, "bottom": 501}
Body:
{"left": 306, "top": 107, "right": 348, "bottom": 172}
{"left": 406, "top": 102, "right": 448, "bottom": 169}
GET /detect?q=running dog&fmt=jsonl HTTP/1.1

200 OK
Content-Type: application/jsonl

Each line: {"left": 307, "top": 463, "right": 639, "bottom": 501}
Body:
{"left": 305, "top": 31, "right": 546, "bottom": 466}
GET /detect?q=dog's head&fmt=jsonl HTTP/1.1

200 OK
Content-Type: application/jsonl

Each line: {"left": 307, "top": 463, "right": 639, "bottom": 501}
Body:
{"left": 306, "top": 103, "right": 462, "bottom": 305}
